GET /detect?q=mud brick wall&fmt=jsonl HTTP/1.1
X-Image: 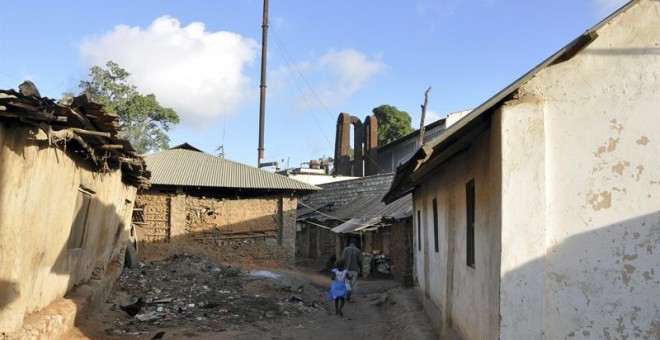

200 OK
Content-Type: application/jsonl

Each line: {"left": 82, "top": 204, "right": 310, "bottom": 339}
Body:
{"left": 137, "top": 192, "right": 170, "bottom": 243}
{"left": 137, "top": 190, "right": 298, "bottom": 267}
{"left": 296, "top": 224, "right": 336, "bottom": 259}
{"left": 390, "top": 220, "right": 413, "bottom": 286}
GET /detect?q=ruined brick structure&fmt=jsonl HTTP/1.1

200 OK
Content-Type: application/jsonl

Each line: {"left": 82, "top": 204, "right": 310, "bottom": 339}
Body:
{"left": 334, "top": 112, "right": 378, "bottom": 177}
{"left": 136, "top": 191, "right": 298, "bottom": 267}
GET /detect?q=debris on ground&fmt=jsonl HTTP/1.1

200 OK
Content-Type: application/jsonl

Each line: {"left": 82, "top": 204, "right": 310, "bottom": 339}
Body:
{"left": 103, "top": 254, "right": 327, "bottom": 336}
{"left": 365, "top": 293, "right": 389, "bottom": 307}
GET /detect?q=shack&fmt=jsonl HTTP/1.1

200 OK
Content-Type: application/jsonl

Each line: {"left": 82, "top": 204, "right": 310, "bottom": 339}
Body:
{"left": 0, "top": 83, "right": 148, "bottom": 338}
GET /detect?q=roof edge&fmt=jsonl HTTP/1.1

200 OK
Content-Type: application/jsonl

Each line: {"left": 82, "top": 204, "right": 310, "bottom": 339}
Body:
{"left": 383, "top": 0, "right": 641, "bottom": 204}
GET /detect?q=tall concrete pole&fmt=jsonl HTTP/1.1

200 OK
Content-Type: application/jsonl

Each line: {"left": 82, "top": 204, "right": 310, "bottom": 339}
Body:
{"left": 257, "top": 0, "right": 269, "bottom": 166}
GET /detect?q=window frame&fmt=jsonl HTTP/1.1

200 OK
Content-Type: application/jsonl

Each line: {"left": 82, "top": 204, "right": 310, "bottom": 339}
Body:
{"left": 466, "top": 179, "right": 475, "bottom": 268}
{"left": 432, "top": 198, "right": 439, "bottom": 252}
{"left": 68, "top": 187, "right": 94, "bottom": 250}
{"left": 417, "top": 210, "right": 421, "bottom": 251}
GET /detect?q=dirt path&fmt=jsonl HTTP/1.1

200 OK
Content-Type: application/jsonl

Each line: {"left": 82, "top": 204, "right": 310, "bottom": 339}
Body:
{"left": 67, "top": 256, "right": 436, "bottom": 340}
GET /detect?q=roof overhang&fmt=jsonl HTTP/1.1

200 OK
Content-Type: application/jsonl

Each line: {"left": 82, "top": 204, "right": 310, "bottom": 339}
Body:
{"left": 380, "top": 1, "right": 644, "bottom": 204}
{"left": 331, "top": 217, "right": 383, "bottom": 234}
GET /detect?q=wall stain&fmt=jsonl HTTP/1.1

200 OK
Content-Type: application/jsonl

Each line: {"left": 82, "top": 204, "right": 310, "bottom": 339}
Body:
{"left": 611, "top": 161, "right": 630, "bottom": 175}
{"left": 622, "top": 264, "right": 636, "bottom": 285}
{"left": 588, "top": 191, "right": 612, "bottom": 211}
{"left": 623, "top": 253, "right": 638, "bottom": 261}
{"left": 593, "top": 138, "right": 620, "bottom": 157}
{"left": 642, "top": 270, "right": 654, "bottom": 281}
{"left": 616, "top": 315, "right": 625, "bottom": 334}
{"left": 635, "top": 164, "right": 644, "bottom": 181}
{"left": 610, "top": 119, "right": 623, "bottom": 134}
{"left": 607, "top": 137, "right": 620, "bottom": 152}
{"left": 636, "top": 136, "right": 649, "bottom": 145}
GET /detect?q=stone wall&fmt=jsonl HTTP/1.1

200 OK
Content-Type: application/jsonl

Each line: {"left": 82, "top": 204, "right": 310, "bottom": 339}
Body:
{"left": 137, "top": 191, "right": 298, "bottom": 268}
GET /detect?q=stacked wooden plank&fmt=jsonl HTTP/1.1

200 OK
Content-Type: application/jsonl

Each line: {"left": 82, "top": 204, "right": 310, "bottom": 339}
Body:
{"left": 0, "top": 82, "right": 150, "bottom": 189}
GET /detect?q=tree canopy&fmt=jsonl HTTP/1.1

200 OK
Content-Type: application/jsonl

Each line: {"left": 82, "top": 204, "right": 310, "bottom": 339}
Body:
{"left": 372, "top": 104, "right": 414, "bottom": 146}
{"left": 77, "top": 61, "right": 179, "bottom": 154}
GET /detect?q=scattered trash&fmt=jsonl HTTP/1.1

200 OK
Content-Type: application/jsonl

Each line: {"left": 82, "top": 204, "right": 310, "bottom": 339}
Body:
{"left": 119, "top": 298, "right": 145, "bottom": 317}
{"left": 136, "top": 312, "right": 162, "bottom": 322}
{"left": 106, "top": 255, "right": 326, "bottom": 334}
{"left": 249, "top": 270, "right": 281, "bottom": 279}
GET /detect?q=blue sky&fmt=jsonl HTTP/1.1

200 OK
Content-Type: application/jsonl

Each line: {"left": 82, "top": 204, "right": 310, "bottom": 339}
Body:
{"left": 0, "top": 0, "right": 628, "bottom": 169}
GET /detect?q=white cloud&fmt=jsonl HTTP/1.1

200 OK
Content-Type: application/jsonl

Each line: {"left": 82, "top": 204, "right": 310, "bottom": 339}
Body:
{"left": 80, "top": 15, "right": 258, "bottom": 126}
{"left": 278, "top": 49, "right": 386, "bottom": 112}
{"left": 592, "top": 0, "right": 629, "bottom": 16}
{"left": 319, "top": 49, "right": 386, "bottom": 100}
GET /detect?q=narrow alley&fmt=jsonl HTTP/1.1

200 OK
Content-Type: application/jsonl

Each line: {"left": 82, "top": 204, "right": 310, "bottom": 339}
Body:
{"left": 67, "top": 255, "right": 437, "bottom": 340}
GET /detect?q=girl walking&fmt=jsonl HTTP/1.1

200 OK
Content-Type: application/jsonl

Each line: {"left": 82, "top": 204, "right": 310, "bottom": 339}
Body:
{"left": 329, "top": 259, "right": 351, "bottom": 316}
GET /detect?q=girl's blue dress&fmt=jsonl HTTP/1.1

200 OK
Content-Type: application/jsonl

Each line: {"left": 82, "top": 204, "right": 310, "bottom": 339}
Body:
{"left": 329, "top": 268, "right": 349, "bottom": 300}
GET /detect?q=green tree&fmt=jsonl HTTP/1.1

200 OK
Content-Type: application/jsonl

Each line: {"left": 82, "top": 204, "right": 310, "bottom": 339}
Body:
{"left": 372, "top": 104, "right": 414, "bottom": 145}
{"left": 77, "top": 61, "right": 179, "bottom": 154}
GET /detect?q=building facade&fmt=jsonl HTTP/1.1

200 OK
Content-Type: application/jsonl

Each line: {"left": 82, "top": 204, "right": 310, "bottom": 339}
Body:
{"left": 385, "top": 1, "right": 660, "bottom": 338}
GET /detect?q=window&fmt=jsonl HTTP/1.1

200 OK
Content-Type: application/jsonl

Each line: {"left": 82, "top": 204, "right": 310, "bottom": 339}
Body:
{"left": 417, "top": 210, "right": 421, "bottom": 251}
{"left": 466, "top": 179, "right": 475, "bottom": 267}
{"left": 432, "top": 198, "right": 439, "bottom": 252}
{"left": 68, "top": 187, "right": 93, "bottom": 249}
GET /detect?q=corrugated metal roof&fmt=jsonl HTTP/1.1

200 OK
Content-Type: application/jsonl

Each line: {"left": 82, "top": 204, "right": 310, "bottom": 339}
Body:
{"left": 332, "top": 217, "right": 382, "bottom": 234}
{"left": 332, "top": 192, "right": 411, "bottom": 220}
{"left": 145, "top": 146, "right": 321, "bottom": 192}
{"left": 324, "top": 192, "right": 412, "bottom": 233}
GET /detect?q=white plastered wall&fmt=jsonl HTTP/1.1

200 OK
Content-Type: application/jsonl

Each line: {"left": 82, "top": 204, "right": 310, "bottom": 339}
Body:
{"left": 413, "top": 127, "right": 501, "bottom": 339}
{"left": 501, "top": 0, "right": 660, "bottom": 338}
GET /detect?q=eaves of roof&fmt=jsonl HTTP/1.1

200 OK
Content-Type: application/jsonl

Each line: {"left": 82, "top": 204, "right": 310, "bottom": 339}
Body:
{"left": 383, "top": 0, "right": 640, "bottom": 204}
{"left": 0, "top": 86, "right": 150, "bottom": 188}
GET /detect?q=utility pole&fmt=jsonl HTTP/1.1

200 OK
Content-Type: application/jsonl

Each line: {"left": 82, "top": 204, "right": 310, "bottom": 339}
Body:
{"left": 257, "top": 0, "right": 269, "bottom": 166}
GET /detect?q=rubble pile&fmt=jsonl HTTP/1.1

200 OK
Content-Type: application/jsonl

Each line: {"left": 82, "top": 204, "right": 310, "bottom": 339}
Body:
{"left": 104, "top": 254, "right": 326, "bottom": 336}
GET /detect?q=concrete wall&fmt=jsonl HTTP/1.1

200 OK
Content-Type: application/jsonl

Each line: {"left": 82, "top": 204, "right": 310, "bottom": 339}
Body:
{"left": 502, "top": 1, "right": 660, "bottom": 338}
{"left": 137, "top": 191, "right": 298, "bottom": 268}
{"left": 0, "top": 125, "right": 136, "bottom": 334}
{"left": 498, "top": 96, "right": 548, "bottom": 339}
{"left": 413, "top": 127, "right": 501, "bottom": 339}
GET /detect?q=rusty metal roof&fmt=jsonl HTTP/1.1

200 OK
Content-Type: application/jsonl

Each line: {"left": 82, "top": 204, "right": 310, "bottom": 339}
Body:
{"left": 145, "top": 145, "right": 321, "bottom": 192}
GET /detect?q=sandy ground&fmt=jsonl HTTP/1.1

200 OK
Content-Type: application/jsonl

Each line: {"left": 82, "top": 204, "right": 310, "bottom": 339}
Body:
{"left": 66, "top": 255, "right": 437, "bottom": 340}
